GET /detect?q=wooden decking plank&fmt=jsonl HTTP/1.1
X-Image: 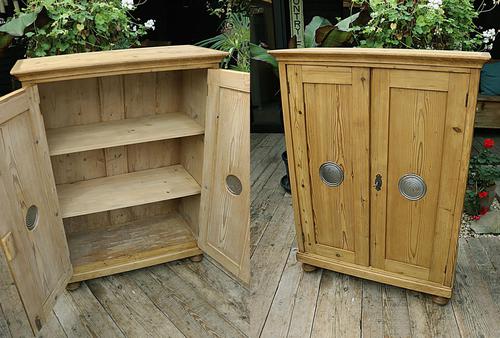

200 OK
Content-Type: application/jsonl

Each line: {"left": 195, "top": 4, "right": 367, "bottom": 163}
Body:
{"left": 382, "top": 286, "right": 412, "bottom": 337}
{"left": 250, "top": 133, "right": 267, "bottom": 152}
{"left": 53, "top": 283, "right": 126, "bottom": 338}
{"left": 0, "top": 252, "right": 32, "bottom": 338}
{"left": 451, "top": 239, "right": 500, "bottom": 337}
{"left": 286, "top": 264, "right": 322, "bottom": 338}
{"left": 37, "top": 312, "right": 68, "bottom": 338}
{"left": 250, "top": 198, "right": 295, "bottom": 337}
{"left": 86, "top": 275, "right": 185, "bottom": 338}
{"left": 251, "top": 134, "right": 285, "bottom": 189}
{"left": 184, "top": 258, "right": 248, "bottom": 316}
{"left": 169, "top": 260, "right": 249, "bottom": 334}
{"left": 131, "top": 264, "right": 245, "bottom": 338}
{"left": 310, "top": 271, "right": 362, "bottom": 338}
{"left": 406, "top": 290, "right": 460, "bottom": 338}
{"left": 361, "top": 280, "right": 384, "bottom": 338}
{"left": 250, "top": 164, "right": 289, "bottom": 256}
{"left": 469, "top": 238, "right": 500, "bottom": 310}
{"left": 260, "top": 246, "right": 302, "bottom": 338}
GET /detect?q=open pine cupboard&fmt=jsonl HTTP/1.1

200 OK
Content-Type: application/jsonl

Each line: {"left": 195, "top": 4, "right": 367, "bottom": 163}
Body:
{"left": 270, "top": 48, "right": 490, "bottom": 304}
{"left": 0, "top": 45, "right": 250, "bottom": 334}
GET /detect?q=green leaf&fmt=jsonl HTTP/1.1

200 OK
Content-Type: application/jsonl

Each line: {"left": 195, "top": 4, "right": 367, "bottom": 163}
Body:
{"left": 250, "top": 43, "right": 278, "bottom": 75}
{"left": 336, "top": 12, "right": 360, "bottom": 31}
{"left": 0, "top": 7, "right": 42, "bottom": 36}
{"left": 304, "top": 16, "right": 331, "bottom": 48}
{"left": 321, "top": 30, "right": 353, "bottom": 47}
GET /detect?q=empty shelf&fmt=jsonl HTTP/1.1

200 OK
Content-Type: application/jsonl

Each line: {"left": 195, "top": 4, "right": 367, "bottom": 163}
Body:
{"left": 58, "top": 165, "right": 201, "bottom": 218}
{"left": 47, "top": 113, "right": 204, "bottom": 156}
{"left": 67, "top": 213, "right": 202, "bottom": 282}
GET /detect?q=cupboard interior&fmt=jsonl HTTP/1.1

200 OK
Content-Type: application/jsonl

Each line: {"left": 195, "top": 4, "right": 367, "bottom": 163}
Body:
{"left": 38, "top": 69, "right": 208, "bottom": 282}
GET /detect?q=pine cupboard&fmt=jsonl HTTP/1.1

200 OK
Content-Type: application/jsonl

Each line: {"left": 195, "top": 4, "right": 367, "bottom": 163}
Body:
{"left": 0, "top": 45, "right": 250, "bottom": 334}
{"left": 270, "top": 48, "right": 490, "bottom": 304}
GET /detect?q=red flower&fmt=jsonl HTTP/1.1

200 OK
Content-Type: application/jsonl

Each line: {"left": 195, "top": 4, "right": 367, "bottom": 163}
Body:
{"left": 484, "top": 138, "right": 495, "bottom": 149}
{"left": 478, "top": 191, "right": 489, "bottom": 199}
{"left": 472, "top": 215, "right": 481, "bottom": 220}
{"left": 480, "top": 207, "right": 489, "bottom": 215}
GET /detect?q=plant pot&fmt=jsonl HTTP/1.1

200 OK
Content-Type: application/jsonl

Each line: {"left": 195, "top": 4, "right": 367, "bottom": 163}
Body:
{"left": 479, "top": 184, "right": 497, "bottom": 211}
{"left": 0, "top": 45, "right": 25, "bottom": 96}
{"left": 280, "top": 151, "right": 291, "bottom": 193}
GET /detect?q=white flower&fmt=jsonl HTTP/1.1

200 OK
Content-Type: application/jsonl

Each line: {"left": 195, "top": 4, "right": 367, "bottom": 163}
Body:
{"left": 427, "top": 0, "right": 442, "bottom": 9}
{"left": 122, "top": 0, "right": 134, "bottom": 10}
{"left": 144, "top": 19, "right": 156, "bottom": 31}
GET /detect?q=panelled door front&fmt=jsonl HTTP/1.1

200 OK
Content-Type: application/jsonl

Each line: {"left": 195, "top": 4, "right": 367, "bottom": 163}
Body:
{"left": 199, "top": 69, "right": 250, "bottom": 284}
{"left": 287, "top": 65, "right": 370, "bottom": 266}
{"left": 370, "top": 69, "right": 471, "bottom": 285}
{"left": 0, "top": 87, "right": 72, "bottom": 334}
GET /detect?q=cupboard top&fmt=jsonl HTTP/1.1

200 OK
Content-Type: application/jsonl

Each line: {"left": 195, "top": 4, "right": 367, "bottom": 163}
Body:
{"left": 11, "top": 45, "right": 227, "bottom": 84}
{"left": 268, "top": 48, "right": 490, "bottom": 69}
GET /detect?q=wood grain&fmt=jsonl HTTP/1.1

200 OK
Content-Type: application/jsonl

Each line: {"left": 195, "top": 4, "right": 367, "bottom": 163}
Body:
{"left": 199, "top": 69, "right": 250, "bottom": 284}
{"left": 11, "top": 45, "right": 227, "bottom": 84}
{"left": 58, "top": 165, "right": 201, "bottom": 218}
{"left": 0, "top": 87, "right": 72, "bottom": 334}
{"left": 47, "top": 113, "right": 204, "bottom": 156}
{"left": 68, "top": 213, "right": 201, "bottom": 282}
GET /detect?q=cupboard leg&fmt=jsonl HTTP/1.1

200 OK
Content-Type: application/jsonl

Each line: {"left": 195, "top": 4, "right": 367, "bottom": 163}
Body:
{"left": 432, "top": 295, "right": 450, "bottom": 305}
{"left": 66, "top": 282, "right": 81, "bottom": 291}
{"left": 189, "top": 254, "right": 204, "bottom": 263}
{"left": 302, "top": 263, "right": 318, "bottom": 273}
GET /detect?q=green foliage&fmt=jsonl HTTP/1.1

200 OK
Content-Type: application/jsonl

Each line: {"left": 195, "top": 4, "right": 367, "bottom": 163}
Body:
{"left": 465, "top": 140, "right": 500, "bottom": 215}
{"left": 351, "top": 0, "right": 482, "bottom": 50}
{"left": 7, "top": 0, "right": 148, "bottom": 57}
{"left": 206, "top": 0, "right": 250, "bottom": 18}
{"left": 197, "top": 12, "right": 250, "bottom": 72}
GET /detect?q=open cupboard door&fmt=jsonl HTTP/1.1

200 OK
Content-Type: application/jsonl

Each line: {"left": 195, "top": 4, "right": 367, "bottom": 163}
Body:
{"left": 0, "top": 87, "right": 72, "bottom": 334}
{"left": 199, "top": 69, "right": 250, "bottom": 284}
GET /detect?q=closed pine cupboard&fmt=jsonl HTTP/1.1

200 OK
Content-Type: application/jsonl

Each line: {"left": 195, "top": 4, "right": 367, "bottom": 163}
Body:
{"left": 0, "top": 45, "right": 250, "bottom": 334}
{"left": 270, "top": 48, "right": 490, "bottom": 303}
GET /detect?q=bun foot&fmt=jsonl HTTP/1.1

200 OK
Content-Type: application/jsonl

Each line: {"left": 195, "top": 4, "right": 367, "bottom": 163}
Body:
{"left": 432, "top": 296, "right": 450, "bottom": 305}
{"left": 302, "top": 263, "right": 318, "bottom": 273}
{"left": 189, "top": 254, "right": 204, "bottom": 263}
{"left": 66, "top": 282, "right": 81, "bottom": 291}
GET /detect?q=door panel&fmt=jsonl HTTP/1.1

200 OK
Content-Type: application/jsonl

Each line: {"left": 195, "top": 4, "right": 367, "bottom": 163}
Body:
{"left": 371, "top": 69, "right": 470, "bottom": 283}
{"left": 199, "top": 69, "right": 250, "bottom": 284}
{"left": 288, "top": 65, "right": 370, "bottom": 266}
{"left": 0, "top": 87, "right": 72, "bottom": 334}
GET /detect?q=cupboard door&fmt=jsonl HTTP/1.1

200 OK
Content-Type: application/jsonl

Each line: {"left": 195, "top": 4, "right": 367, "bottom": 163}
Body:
{"left": 371, "top": 69, "right": 472, "bottom": 284}
{"left": 0, "top": 87, "right": 72, "bottom": 334}
{"left": 199, "top": 69, "right": 250, "bottom": 284}
{"left": 286, "top": 65, "right": 370, "bottom": 266}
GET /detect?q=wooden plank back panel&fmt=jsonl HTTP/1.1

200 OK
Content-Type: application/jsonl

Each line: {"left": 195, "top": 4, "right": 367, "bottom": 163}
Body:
{"left": 41, "top": 70, "right": 206, "bottom": 235}
{"left": 294, "top": 66, "right": 370, "bottom": 266}
{"left": 0, "top": 87, "right": 72, "bottom": 334}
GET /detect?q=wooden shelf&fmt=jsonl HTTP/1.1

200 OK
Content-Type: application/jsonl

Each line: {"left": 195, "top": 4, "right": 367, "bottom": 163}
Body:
{"left": 67, "top": 213, "right": 202, "bottom": 282}
{"left": 58, "top": 165, "right": 201, "bottom": 218}
{"left": 47, "top": 113, "right": 204, "bottom": 156}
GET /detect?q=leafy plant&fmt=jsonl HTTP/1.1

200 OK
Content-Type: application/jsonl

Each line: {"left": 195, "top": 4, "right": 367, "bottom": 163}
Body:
{"left": 0, "top": 8, "right": 42, "bottom": 50}
{"left": 464, "top": 138, "right": 500, "bottom": 216}
{"left": 206, "top": 0, "right": 250, "bottom": 18}
{"left": 1, "top": 0, "right": 154, "bottom": 57}
{"left": 197, "top": 12, "right": 250, "bottom": 72}
{"left": 350, "top": 0, "right": 496, "bottom": 51}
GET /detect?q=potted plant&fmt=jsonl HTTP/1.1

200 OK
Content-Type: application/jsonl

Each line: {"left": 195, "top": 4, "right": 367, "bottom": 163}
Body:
{"left": 464, "top": 138, "right": 500, "bottom": 219}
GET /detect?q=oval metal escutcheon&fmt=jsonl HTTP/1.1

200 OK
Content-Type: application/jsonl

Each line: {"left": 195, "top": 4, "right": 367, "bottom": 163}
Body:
{"left": 226, "top": 175, "right": 243, "bottom": 195}
{"left": 25, "top": 205, "right": 39, "bottom": 231}
{"left": 398, "top": 174, "right": 427, "bottom": 201}
{"left": 319, "top": 162, "right": 344, "bottom": 187}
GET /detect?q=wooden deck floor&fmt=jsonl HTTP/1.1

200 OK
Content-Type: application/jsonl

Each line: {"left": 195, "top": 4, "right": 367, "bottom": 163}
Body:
{"left": 250, "top": 133, "right": 500, "bottom": 338}
{"left": 0, "top": 254, "right": 248, "bottom": 337}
